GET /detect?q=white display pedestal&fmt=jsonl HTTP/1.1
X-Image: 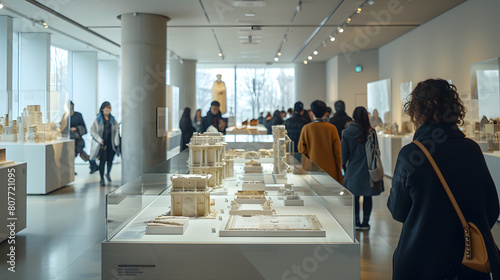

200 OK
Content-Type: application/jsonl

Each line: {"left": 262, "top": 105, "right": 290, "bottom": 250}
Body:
{"left": 0, "top": 163, "right": 27, "bottom": 242}
{"left": 378, "top": 135, "right": 402, "bottom": 177}
{"left": 0, "top": 140, "right": 75, "bottom": 194}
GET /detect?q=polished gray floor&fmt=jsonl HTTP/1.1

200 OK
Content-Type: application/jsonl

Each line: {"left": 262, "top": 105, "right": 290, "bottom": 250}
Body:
{"left": 1, "top": 166, "right": 500, "bottom": 280}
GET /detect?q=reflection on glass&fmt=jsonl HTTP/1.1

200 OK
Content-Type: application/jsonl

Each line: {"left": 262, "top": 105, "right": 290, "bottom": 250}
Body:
{"left": 400, "top": 81, "right": 413, "bottom": 134}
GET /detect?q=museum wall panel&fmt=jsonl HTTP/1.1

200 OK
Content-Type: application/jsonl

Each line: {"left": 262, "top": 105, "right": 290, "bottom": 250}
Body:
{"left": 379, "top": 0, "right": 500, "bottom": 126}
{"left": 295, "top": 61, "right": 326, "bottom": 108}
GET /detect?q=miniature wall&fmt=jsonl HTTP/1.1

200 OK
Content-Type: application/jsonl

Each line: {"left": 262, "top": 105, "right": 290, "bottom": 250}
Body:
{"left": 378, "top": 0, "right": 500, "bottom": 126}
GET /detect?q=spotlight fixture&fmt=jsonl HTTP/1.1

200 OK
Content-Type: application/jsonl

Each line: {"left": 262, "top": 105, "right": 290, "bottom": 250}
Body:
{"left": 357, "top": 7, "right": 362, "bottom": 13}
{"left": 218, "top": 52, "right": 223, "bottom": 57}
{"left": 274, "top": 57, "right": 279, "bottom": 62}
{"left": 296, "top": 1, "right": 302, "bottom": 12}
{"left": 0, "top": 2, "right": 3, "bottom": 9}
{"left": 338, "top": 27, "right": 344, "bottom": 33}
{"left": 346, "top": 17, "right": 351, "bottom": 23}
{"left": 313, "top": 50, "right": 318, "bottom": 55}
{"left": 42, "top": 22, "right": 48, "bottom": 28}
{"left": 303, "top": 60, "right": 308, "bottom": 65}
{"left": 329, "top": 35, "right": 336, "bottom": 42}
{"left": 322, "top": 41, "right": 327, "bottom": 47}
{"left": 308, "top": 56, "right": 312, "bottom": 60}
{"left": 277, "top": 52, "right": 282, "bottom": 56}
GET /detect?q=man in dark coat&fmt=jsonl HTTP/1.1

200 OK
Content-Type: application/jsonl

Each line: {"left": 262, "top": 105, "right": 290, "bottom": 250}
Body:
{"left": 329, "top": 100, "right": 353, "bottom": 139}
{"left": 200, "top": 101, "right": 222, "bottom": 133}
{"left": 265, "top": 110, "right": 284, "bottom": 134}
{"left": 285, "top": 101, "right": 308, "bottom": 153}
{"left": 388, "top": 123, "right": 500, "bottom": 280}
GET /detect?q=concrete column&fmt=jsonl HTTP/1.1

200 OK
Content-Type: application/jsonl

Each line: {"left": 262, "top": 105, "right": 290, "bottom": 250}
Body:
{"left": 170, "top": 58, "right": 197, "bottom": 112}
{"left": 0, "top": 16, "right": 13, "bottom": 116}
{"left": 72, "top": 51, "right": 98, "bottom": 156}
{"left": 120, "top": 13, "right": 169, "bottom": 183}
{"left": 294, "top": 61, "right": 326, "bottom": 109}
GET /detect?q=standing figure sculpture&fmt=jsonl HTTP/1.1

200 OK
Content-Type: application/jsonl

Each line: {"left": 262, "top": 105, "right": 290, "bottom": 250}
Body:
{"left": 212, "top": 74, "right": 227, "bottom": 114}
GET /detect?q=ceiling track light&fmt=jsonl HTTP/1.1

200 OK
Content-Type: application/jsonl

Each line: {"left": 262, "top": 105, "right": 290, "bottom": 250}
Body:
{"left": 329, "top": 35, "right": 336, "bottom": 42}
{"left": 277, "top": 51, "right": 282, "bottom": 57}
{"left": 338, "top": 26, "right": 344, "bottom": 33}
{"left": 357, "top": 7, "right": 362, "bottom": 13}
{"left": 303, "top": 60, "right": 308, "bottom": 65}
{"left": 313, "top": 50, "right": 318, "bottom": 55}
{"left": 307, "top": 56, "right": 312, "bottom": 60}
{"left": 218, "top": 52, "right": 223, "bottom": 57}
{"left": 274, "top": 57, "right": 279, "bottom": 62}
{"left": 346, "top": 17, "right": 351, "bottom": 23}
{"left": 0, "top": 2, "right": 4, "bottom": 9}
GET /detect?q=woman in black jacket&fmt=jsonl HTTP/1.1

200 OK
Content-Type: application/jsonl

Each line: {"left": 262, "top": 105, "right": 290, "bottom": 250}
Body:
{"left": 266, "top": 110, "right": 284, "bottom": 134}
{"left": 388, "top": 79, "right": 500, "bottom": 280}
{"left": 179, "top": 107, "right": 196, "bottom": 152}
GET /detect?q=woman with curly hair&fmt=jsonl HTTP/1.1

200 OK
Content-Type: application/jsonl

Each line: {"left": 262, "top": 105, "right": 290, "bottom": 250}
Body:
{"left": 387, "top": 79, "right": 500, "bottom": 279}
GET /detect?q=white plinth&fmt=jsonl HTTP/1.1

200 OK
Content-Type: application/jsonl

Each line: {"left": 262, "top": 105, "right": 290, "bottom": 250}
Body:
{"left": 0, "top": 140, "right": 75, "bottom": 194}
{"left": 146, "top": 220, "right": 189, "bottom": 235}
{"left": 0, "top": 163, "right": 27, "bottom": 242}
{"left": 378, "top": 135, "right": 402, "bottom": 177}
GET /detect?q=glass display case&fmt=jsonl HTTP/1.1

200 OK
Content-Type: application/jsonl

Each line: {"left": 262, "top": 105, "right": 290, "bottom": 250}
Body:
{"left": 466, "top": 58, "right": 500, "bottom": 155}
{"left": 0, "top": 90, "right": 70, "bottom": 143}
{"left": 0, "top": 90, "right": 74, "bottom": 194}
{"left": 102, "top": 150, "right": 358, "bottom": 280}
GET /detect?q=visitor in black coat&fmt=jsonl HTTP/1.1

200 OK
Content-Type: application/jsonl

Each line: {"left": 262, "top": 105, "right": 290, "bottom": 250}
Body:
{"left": 200, "top": 101, "right": 222, "bottom": 133}
{"left": 285, "top": 101, "right": 307, "bottom": 153}
{"left": 329, "top": 100, "right": 352, "bottom": 139}
{"left": 179, "top": 107, "right": 196, "bottom": 152}
{"left": 265, "top": 110, "right": 284, "bottom": 134}
{"left": 388, "top": 79, "right": 500, "bottom": 280}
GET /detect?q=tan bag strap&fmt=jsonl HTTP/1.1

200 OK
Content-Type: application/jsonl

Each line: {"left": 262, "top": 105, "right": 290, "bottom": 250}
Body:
{"left": 413, "top": 140, "right": 469, "bottom": 229}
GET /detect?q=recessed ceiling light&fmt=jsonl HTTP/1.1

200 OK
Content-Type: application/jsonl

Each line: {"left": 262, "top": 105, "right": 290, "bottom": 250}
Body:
{"left": 244, "top": 13, "right": 256, "bottom": 17}
{"left": 233, "top": 1, "right": 267, "bottom": 7}
{"left": 313, "top": 51, "right": 318, "bottom": 55}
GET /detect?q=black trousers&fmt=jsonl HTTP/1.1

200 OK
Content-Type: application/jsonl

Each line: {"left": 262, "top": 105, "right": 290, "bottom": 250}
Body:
{"left": 99, "top": 146, "right": 115, "bottom": 179}
{"left": 354, "top": 195, "right": 373, "bottom": 224}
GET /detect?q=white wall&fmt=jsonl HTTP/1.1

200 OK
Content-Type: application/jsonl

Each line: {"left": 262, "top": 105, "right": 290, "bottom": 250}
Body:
{"left": 379, "top": 0, "right": 500, "bottom": 126}
{"left": 72, "top": 52, "right": 98, "bottom": 155}
{"left": 326, "top": 49, "right": 379, "bottom": 116}
{"left": 295, "top": 61, "right": 326, "bottom": 109}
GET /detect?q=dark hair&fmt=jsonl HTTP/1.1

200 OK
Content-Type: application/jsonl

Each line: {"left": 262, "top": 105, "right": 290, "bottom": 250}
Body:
{"left": 352, "top": 107, "right": 371, "bottom": 143}
{"left": 211, "top": 100, "right": 220, "bottom": 107}
{"left": 99, "top": 101, "right": 111, "bottom": 115}
{"left": 334, "top": 100, "right": 345, "bottom": 112}
{"left": 180, "top": 107, "right": 192, "bottom": 127}
{"left": 404, "top": 78, "right": 466, "bottom": 127}
{"left": 273, "top": 110, "right": 282, "bottom": 118}
{"left": 326, "top": 107, "right": 332, "bottom": 114}
{"left": 293, "top": 101, "right": 304, "bottom": 113}
{"left": 70, "top": 101, "right": 74, "bottom": 107}
{"left": 287, "top": 108, "right": 293, "bottom": 114}
{"left": 310, "top": 100, "right": 327, "bottom": 118}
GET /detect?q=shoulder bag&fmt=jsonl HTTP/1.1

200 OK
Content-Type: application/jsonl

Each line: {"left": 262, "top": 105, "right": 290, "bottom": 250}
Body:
{"left": 413, "top": 140, "right": 491, "bottom": 273}
{"left": 366, "top": 129, "right": 384, "bottom": 182}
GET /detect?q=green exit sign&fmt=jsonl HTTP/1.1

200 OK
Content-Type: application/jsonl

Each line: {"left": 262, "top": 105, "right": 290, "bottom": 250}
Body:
{"left": 355, "top": 65, "right": 362, "bottom": 73}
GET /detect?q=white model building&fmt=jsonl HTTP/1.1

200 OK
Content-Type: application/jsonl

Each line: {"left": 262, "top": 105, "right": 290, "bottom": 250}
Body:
{"left": 170, "top": 174, "right": 212, "bottom": 217}
{"left": 187, "top": 132, "right": 227, "bottom": 188}
{"left": 272, "top": 125, "right": 292, "bottom": 177}
{"left": 0, "top": 120, "right": 18, "bottom": 142}
{"left": 244, "top": 159, "right": 263, "bottom": 173}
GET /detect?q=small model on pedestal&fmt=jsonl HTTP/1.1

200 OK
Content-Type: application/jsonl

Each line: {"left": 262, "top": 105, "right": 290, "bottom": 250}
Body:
{"left": 0, "top": 148, "right": 15, "bottom": 166}
{"left": 187, "top": 132, "right": 227, "bottom": 188}
{"left": 170, "top": 174, "right": 213, "bottom": 217}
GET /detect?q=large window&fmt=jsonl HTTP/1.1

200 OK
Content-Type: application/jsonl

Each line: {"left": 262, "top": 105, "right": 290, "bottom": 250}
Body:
{"left": 50, "top": 46, "right": 70, "bottom": 94}
{"left": 196, "top": 66, "right": 295, "bottom": 124}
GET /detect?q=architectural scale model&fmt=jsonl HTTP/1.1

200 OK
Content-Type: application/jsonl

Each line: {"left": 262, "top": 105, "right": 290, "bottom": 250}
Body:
{"left": 219, "top": 215, "right": 326, "bottom": 237}
{"left": 241, "top": 181, "right": 265, "bottom": 191}
{"left": 0, "top": 106, "right": 62, "bottom": 143}
{"left": 258, "top": 149, "right": 273, "bottom": 158}
{"left": 229, "top": 200, "right": 275, "bottom": 216}
{"left": 224, "top": 150, "right": 235, "bottom": 178}
{"left": 235, "top": 190, "right": 267, "bottom": 204}
{"left": 272, "top": 125, "right": 292, "bottom": 177}
{"left": 169, "top": 174, "right": 213, "bottom": 217}
{"left": 187, "top": 132, "right": 227, "bottom": 188}
{"left": 0, "top": 120, "right": 18, "bottom": 142}
{"left": 0, "top": 148, "right": 14, "bottom": 167}
{"left": 284, "top": 193, "right": 305, "bottom": 206}
{"left": 146, "top": 216, "right": 189, "bottom": 235}
{"left": 244, "top": 160, "right": 263, "bottom": 173}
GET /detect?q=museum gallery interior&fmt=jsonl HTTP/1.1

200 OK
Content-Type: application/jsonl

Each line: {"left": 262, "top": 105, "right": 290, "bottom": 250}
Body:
{"left": 1, "top": 0, "right": 500, "bottom": 279}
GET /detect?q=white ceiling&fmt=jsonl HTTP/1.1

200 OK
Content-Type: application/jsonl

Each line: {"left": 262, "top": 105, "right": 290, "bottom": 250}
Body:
{"left": 0, "top": 0, "right": 467, "bottom": 63}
